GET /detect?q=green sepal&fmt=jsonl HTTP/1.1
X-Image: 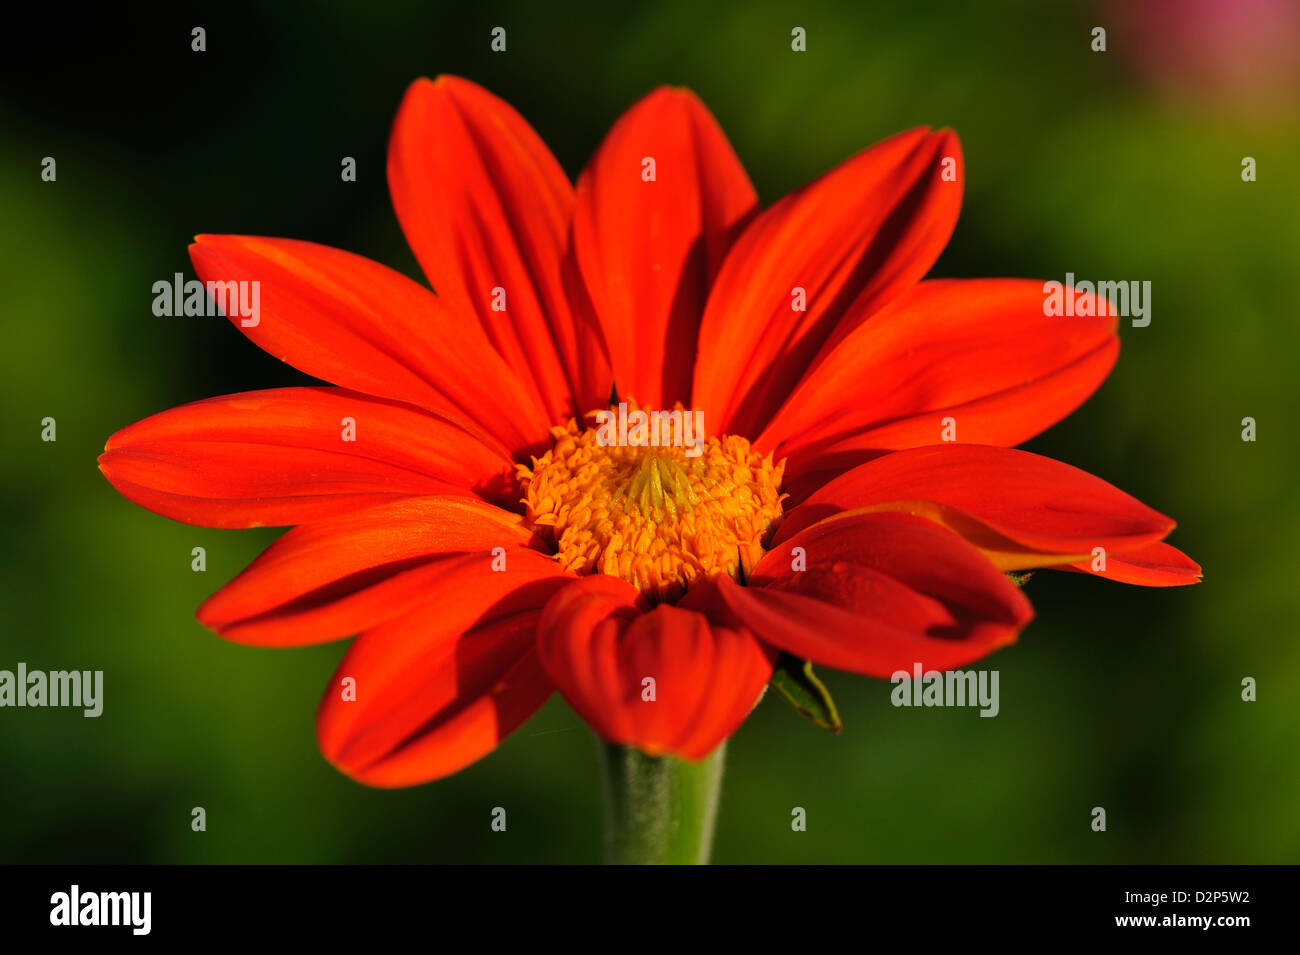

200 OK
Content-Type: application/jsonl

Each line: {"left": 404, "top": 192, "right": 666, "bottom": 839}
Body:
{"left": 770, "top": 653, "right": 842, "bottom": 733}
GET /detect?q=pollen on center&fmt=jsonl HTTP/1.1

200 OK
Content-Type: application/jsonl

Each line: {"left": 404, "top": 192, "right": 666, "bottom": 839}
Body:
{"left": 517, "top": 400, "right": 787, "bottom": 602}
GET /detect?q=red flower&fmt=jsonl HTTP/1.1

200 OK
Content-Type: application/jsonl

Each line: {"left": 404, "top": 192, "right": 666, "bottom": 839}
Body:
{"left": 100, "top": 77, "right": 1199, "bottom": 786}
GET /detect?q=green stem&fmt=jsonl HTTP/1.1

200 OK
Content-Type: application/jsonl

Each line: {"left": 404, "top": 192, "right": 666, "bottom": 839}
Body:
{"left": 597, "top": 739, "right": 726, "bottom": 865}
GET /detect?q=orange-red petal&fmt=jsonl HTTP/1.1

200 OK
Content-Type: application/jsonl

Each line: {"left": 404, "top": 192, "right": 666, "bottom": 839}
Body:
{"left": 720, "top": 511, "right": 1034, "bottom": 677}
{"left": 694, "top": 128, "right": 962, "bottom": 438}
{"left": 537, "top": 576, "right": 773, "bottom": 759}
{"left": 189, "top": 233, "right": 550, "bottom": 454}
{"left": 317, "top": 556, "right": 572, "bottom": 787}
{"left": 198, "top": 497, "right": 537, "bottom": 645}
{"left": 572, "top": 87, "right": 757, "bottom": 408}
{"left": 388, "top": 76, "right": 607, "bottom": 422}
{"left": 1059, "top": 540, "right": 1202, "bottom": 586}
{"left": 98, "top": 387, "right": 510, "bottom": 529}
{"left": 774, "top": 445, "right": 1181, "bottom": 574}
{"left": 758, "top": 279, "right": 1118, "bottom": 493}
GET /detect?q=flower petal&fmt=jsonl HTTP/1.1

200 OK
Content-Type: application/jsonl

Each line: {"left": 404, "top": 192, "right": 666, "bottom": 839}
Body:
{"left": 206, "top": 551, "right": 555, "bottom": 648}
{"left": 758, "top": 279, "right": 1119, "bottom": 490}
{"left": 1059, "top": 540, "right": 1202, "bottom": 586}
{"left": 388, "top": 76, "right": 607, "bottom": 422}
{"left": 694, "top": 128, "right": 962, "bottom": 438}
{"left": 99, "top": 387, "right": 511, "bottom": 529}
{"left": 199, "top": 497, "right": 538, "bottom": 645}
{"left": 719, "top": 511, "right": 1034, "bottom": 677}
{"left": 774, "top": 445, "right": 1179, "bottom": 572}
{"left": 189, "top": 233, "right": 550, "bottom": 454}
{"left": 537, "top": 576, "right": 773, "bottom": 759}
{"left": 572, "top": 86, "right": 757, "bottom": 408}
{"left": 317, "top": 557, "right": 572, "bottom": 787}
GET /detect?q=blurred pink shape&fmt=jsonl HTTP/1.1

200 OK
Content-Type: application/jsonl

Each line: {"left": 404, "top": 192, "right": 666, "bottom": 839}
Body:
{"left": 1113, "top": 0, "right": 1300, "bottom": 102}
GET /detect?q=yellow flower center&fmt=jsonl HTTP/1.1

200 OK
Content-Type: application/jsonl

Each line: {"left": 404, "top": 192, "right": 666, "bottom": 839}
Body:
{"left": 518, "top": 404, "right": 786, "bottom": 602}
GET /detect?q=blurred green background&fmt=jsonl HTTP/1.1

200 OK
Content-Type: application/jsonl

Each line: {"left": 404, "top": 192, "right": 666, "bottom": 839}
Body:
{"left": 2, "top": 0, "right": 1296, "bottom": 863}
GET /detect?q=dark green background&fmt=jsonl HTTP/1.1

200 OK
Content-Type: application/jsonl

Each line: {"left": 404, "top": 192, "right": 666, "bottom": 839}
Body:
{"left": 2, "top": 0, "right": 1296, "bottom": 863}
